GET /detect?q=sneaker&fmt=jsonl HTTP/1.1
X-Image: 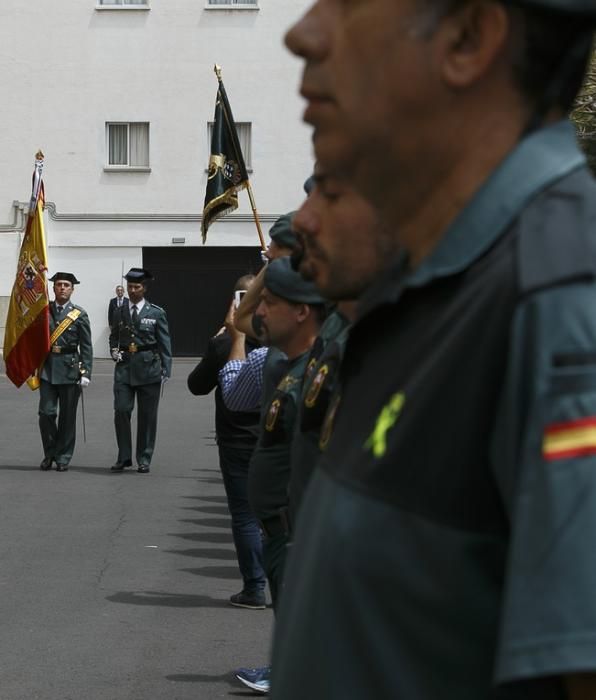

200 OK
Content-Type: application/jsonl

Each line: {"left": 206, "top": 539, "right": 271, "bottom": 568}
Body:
{"left": 235, "top": 666, "right": 270, "bottom": 694}
{"left": 230, "top": 590, "right": 266, "bottom": 610}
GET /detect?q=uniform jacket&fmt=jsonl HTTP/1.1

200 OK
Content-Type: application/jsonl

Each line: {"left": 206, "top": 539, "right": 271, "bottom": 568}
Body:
{"left": 108, "top": 296, "right": 129, "bottom": 328}
{"left": 109, "top": 299, "right": 172, "bottom": 386}
{"left": 41, "top": 300, "right": 93, "bottom": 385}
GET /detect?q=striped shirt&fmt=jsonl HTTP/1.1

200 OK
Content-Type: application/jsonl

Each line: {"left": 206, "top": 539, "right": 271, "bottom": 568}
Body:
{"left": 218, "top": 347, "right": 268, "bottom": 412}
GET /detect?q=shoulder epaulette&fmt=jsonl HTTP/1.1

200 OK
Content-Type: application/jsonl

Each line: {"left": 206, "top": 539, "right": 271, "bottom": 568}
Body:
{"left": 517, "top": 168, "right": 596, "bottom": 297}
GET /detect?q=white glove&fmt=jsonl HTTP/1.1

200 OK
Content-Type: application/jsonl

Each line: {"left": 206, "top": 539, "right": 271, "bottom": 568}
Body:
{"left": 79, "top": 376, "right": 90, "bottom": 388}
{"left": 161, "top": 373, "right": 169, "bottom": 384}
{"left": 111, "top": 348, "right": 123, "bottom": 362}
{"left": 260, "top": 250, "right": 269, "bottom": 265}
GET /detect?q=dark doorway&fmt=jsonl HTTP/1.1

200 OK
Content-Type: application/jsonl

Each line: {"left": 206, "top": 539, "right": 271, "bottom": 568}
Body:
{"left": 143, "top": 247, "right": 262, "bottom": 356}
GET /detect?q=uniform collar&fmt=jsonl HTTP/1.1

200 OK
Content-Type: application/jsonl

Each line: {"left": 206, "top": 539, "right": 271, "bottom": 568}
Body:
{"left": 358, "top": 119, "right": 586, "bottom": 316}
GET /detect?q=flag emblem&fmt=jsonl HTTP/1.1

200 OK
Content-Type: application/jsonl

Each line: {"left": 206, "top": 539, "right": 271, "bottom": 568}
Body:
{"left": 543, "top": 417, "right": 596, "bottom": 461}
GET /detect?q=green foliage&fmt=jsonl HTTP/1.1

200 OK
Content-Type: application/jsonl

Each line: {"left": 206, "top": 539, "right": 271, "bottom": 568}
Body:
{"left": 572, "top": 53, "right": 596, "bottom": 172}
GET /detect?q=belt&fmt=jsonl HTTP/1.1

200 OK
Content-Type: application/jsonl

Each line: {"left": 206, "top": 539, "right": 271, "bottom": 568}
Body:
{"left": 259, "top": 509, "right": 291, "bottom": 538}
{"left": 118, "top": 343, "right": 158, "bottom": 353}
{"left": 51, "top": 344, "right": 78, "bottom": 354}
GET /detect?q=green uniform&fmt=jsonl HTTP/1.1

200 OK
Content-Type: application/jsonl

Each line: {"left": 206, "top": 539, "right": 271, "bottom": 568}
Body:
{"left": 272, "top": 121, "right": 596, "bottom": 698}
{"left": 288, "top": 310, "right": 351, "bottom": 525}
{"left": 109, "top": 299, "right": 172, "bottom": 468}
{"left": 248, "top": 351, "right": 309, "bottom": 609}
{"left": 39, "top": 300, "right": 93, "bottom": 467}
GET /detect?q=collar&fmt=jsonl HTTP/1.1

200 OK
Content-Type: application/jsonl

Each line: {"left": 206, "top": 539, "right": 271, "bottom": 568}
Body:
{"left": 358, "top": 119, "right": 586, "bottom": 316}
{"left": 131, "top": 298, "right": 146, "bottom": 313}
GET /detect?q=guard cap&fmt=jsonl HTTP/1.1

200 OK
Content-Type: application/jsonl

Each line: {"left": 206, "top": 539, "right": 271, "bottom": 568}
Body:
{"left": 506, "top": 0, "right": 596, "bottom": 16}
{"left": 124, "top": 267, "right": 153, "bottom": 283}
{"left": 49, "top": 272, "right": 80, "bottom": 285}
{"left": 264, "top": 257, "right": 325, "bottom": 305}
{"left": 269, "top": 213, "right": 298, "bottom": 251}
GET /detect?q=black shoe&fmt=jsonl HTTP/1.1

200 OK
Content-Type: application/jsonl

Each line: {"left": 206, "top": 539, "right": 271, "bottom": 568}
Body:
{"left": 229, "top": 590, "right": 267, "bottom": 610}
{"left": 111, "top": 460, "right": 132, "bottom": 471}
{"left": 56, "top": 464, "right": 69, "bottom": 472}
{"left": 40, "top": 457, "right": 53, "bottom": 471}
{"left": 137, "top": 465, "right": 150, "bottom": 474}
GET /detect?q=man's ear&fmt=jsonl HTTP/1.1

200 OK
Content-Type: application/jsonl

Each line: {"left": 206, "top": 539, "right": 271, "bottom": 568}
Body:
{"left": 295, "top": 303, "right": 310, "bottom": 323}
{"left": 437, "top": 0, "right": 510, "bottom": 89}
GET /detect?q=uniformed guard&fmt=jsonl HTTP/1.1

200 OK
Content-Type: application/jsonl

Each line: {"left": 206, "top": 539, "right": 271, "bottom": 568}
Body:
{"left": 39, "top": 272, "right": 92, "bottom": 471}
{"left": 274, "top": 1, "right": 596, "bottom": 699}
{"left": 244, "top": 258, "right": 326, "bottom": 604}
{"left": 109, "top": 267, "right": 172, "bottom": 474}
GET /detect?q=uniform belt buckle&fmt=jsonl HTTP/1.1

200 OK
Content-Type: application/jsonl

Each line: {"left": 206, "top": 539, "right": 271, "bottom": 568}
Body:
{"left": 128, "top": 342, "right": 138, "bottom": 353}
{"left": 51, "top": 345, "right": 62, "bottom": 354}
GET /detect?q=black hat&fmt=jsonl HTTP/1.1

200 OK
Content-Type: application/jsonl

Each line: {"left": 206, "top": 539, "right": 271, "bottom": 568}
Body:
{"left": 49, "top": 272, "right": 80, "bottom": 285}
{"left": 269, "top": 212, "right": 298, "bottom": 250}
{"left": 264, "top": 257, "right": 325, "bottom": 305}
{"left": 303, "top": 175, "right": 316, "bottom": 195}
{"left": 124, "top": 267, "right": 153, "bottom": 283}
{"left": 505, "top": 0, "right": 596, "bottom": 16}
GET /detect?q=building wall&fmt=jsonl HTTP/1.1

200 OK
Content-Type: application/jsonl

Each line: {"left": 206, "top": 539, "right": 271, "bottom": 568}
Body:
{"left": 0, "top": 0, "right": 313, "bottom": 357}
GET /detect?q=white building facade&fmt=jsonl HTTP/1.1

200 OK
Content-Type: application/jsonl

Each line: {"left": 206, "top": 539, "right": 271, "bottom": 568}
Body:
{"left": 0, "top": 0, "right": 313, "bottom": 358}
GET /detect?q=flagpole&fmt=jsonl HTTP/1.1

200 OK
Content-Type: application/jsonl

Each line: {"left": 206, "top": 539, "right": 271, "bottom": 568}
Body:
{"left": 214, "top": 65, "right": 266, "bottom": 252}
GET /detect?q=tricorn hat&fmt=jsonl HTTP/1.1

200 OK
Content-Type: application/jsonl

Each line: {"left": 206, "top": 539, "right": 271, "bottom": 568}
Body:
{"left": 264, "top": 257, "right": 325, "bottom": 306}
{"left": 269, "top": 212, "right": 298, "bottom": 251}
{"left": 49, "top": 272, "right": 80, "bottom": 285}
{"left": 124, "top": 267, "right": 153, "bottom": 283}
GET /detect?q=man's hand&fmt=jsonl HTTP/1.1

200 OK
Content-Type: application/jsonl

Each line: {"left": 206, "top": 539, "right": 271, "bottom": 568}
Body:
{"left": 79, "top": 376, "right": 90, "bottom": 388}
{"left": 224, "top": 300, "right": 245, "bottom": 343}
{"left": 111, "top": 348, "right": 123, "bottom": 362}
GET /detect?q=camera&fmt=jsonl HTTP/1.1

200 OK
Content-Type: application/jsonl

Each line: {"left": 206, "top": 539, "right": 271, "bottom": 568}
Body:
{"left": 234, "top": 290, "right": 247, "bottom": 308}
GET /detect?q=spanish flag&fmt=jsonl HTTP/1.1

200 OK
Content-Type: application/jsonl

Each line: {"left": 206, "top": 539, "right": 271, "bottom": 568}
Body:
{"left": 3, "top": 152, "right": 50, "bottom": 388}
{"left": 543, "top": 416, "right": 596, "bottom": 461}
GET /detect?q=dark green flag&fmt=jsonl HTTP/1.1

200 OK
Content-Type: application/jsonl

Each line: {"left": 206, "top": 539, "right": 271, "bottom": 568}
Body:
{"left": 202, "top": 78, "right": 249, "bottom": 243}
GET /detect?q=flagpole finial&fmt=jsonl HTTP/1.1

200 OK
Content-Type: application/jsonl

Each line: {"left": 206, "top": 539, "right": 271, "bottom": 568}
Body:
{"left": 214, "top": 64, "right": 222, "bottom": 81}
{"left": 35, "top": 150, "right": 44, "bottom": 161}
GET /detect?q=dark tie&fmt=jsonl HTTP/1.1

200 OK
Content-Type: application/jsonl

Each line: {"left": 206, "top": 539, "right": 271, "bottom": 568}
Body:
{"left": 132, "top": 305, "right": 138, "bottom": 325}
{"left": 56, "top": 305, "right": 63, "bottom": 315}
{"left": 118, "top": 298, "right": 122, "bottom": 307}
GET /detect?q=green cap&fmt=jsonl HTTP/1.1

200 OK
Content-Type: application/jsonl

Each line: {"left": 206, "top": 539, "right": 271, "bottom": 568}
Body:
{"left": 264, "top": 257, "right": 325, "bottom": 305}
{"left": 269, "top": 212, "right": 298, "bottom": 250}
{"left": 506, "top": 0, "right": 596, "bottom": 15}
{"left": 49, "top": 272, "right": 80, "bottom": 285}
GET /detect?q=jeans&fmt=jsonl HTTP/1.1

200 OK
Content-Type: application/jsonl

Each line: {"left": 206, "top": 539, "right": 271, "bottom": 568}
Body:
{"left": 218, "top": 443, "right": 266, "bottom": 595}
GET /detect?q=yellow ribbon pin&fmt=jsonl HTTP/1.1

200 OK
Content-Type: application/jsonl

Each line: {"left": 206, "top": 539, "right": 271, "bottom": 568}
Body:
{"left": 364, "top": 392, "right": 405, "bottom": 458}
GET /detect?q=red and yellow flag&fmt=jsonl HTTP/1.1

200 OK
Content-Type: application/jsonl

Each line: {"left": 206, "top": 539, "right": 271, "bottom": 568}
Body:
{"left": 3, "top": 152, "right": 50, "bottom": 388}
{"left": 543, "top": 416, "right": 596, "bottom": 461}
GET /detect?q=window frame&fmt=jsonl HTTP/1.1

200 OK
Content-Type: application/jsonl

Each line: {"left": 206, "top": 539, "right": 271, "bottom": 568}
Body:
{"left": 105, "top": 121, "right": 151, "bottom": 172}
{"left": 96, "top": 0, "right": 150, "bottom": 10}
{"left": 207, "top": 121, "right": 253, "bottom": 173}
{"left": 204, "top": 0, "right": 259, "bottom": 10}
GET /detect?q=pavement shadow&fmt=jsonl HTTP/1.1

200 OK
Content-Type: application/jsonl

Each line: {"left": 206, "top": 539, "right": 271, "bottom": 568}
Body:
{"left": 181, "top": 495, "right": 227, "bottom": 504}
{"left": 0, "top": 465, "right": 41, "bottom": 471}
{"left": 180, "top": 565, "right": 239, "bottom": 580}
{"left": 179, "top": 517, "right": 232, "bottom": 529}
{"left": 180, "top": 505, "right": 230, "bottom": 515}
{"left": 164, "top": 547, "right": 237, "bottom": 560}
{"left": 168, "top": 531, "right": 234, "bottom": 544}
{"left": 106, "top": 590, "right": 230, "bottom": 608}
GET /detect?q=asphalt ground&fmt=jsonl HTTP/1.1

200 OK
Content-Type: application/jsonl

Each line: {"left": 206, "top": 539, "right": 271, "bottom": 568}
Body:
{"left": 0, "top": 358, "right": 273, "bottom": 700}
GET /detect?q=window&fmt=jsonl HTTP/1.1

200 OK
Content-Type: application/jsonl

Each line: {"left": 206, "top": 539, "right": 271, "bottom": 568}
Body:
{"left": 206, "top": 0, "right": 258, "bottom": 7}
{"left": 97, "top": 0, "right": 149, "bottom": 8}
{"left": 106, "top": 122, "right": 150, "bottom": 169}
{"left": 98, "top": 0, "right": 148, "bottom": 5}
{"left": 208, "top": 121, "right": 252, "bottom": 171}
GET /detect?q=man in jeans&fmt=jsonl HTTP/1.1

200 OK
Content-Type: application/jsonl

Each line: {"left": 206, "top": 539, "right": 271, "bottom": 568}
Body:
{"left": 187, "top": 274, "right": 267, "bottom": 609}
